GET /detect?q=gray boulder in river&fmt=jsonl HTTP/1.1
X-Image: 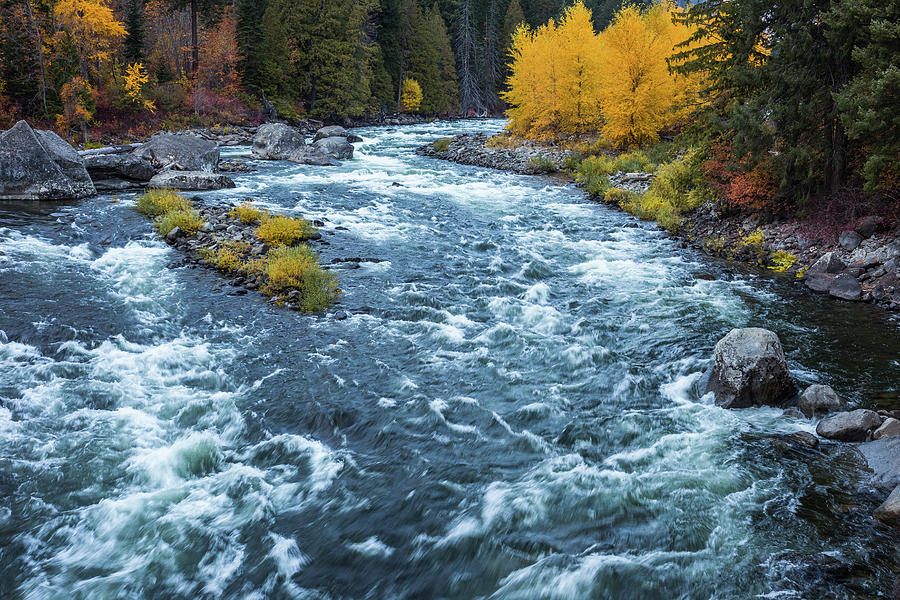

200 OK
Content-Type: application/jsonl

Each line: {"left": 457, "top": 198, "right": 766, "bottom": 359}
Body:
{"left": 874, "top": 486, "right": 900, "bottom": 527}
{"left": 816, "top": 409, "right": 882, "bottom": 442}
{"left": 148, "top": 170, "right": 235, "bottom": 191}
{"left": 83, "top": 153, "right": 156, "bottom": 191}
{"left": 704, "top": 328, "right": 797, "bottom": 408}
{"left": 797, "top": 384, "right": 845, "bottom": 418}
{"left": 252, "top": 123, "right": 306, "bottom": 160}
{"left": 313, "top": 136, "right": 354, "bottom": 160}
{"left": 288, "top": 146, "right": 340, "bottom": 166}
{"left": 133, "top": 133, "right": 219, "bottom": 172}
{"left": 0, "top": 120, "right": 96, "bottom": 200}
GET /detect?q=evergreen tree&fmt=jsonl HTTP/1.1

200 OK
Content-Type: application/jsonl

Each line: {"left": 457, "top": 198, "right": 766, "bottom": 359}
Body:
{"left": 124, "top": 0, "right": 145, "bottom": 63}
{"left": 429, "top": 2, "right": 459, "bottom": 113}
{"left": 237, "top": 0, "right": 267, "bottom": 91}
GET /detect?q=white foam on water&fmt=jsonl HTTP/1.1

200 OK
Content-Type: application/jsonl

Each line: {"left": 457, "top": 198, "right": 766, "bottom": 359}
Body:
{"left": 347, "top": 536, "right": 395, "bottom": 558}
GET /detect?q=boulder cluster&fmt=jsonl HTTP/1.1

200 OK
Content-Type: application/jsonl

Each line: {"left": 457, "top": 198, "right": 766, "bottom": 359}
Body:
{"left": 704, "top": 327, "right": 900, "bottom": 529}
{"left": 251, "top": 123, "right": 359, "bottom": 165}
{"left": 0, "top": 120, "right": 362, "bottom": 201}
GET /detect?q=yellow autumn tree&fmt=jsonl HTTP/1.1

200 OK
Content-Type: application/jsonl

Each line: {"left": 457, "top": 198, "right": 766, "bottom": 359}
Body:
{"left": 54, "top": 0, "right": 126, "bottom": 80}
{"left": 596, "top": 2, "right": 700, "bottom": 146}
{"left": 503, "top": 1, "right": 701, "bottom": 145}
{"left": 124, "top": 62, "right": 156, "bottom": 113}
{"left": 400, "top": 78, "right": 423, "bottom": 112}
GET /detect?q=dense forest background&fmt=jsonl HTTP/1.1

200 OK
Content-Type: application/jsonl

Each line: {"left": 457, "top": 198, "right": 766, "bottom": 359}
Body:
{"left": 0, "top": 0, "right": 648, "bottom": 131}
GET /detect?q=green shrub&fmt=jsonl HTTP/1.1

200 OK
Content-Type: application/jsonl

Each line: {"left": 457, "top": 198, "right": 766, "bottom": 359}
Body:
{"left": 261, "top": 245, "right": 340, "bottom": 312}
{"left": 561, "top": 153, "right": 584, "bottom": 172}
{"left": 433, "top": 138, "right": 451, "bottom": 152}
{"left": 255, "top": 214, "right": 317, "bottom": 246}
{"left": 135, "top": 188, "right": 192, "bottom": 216}
{"left": 603, "top": 187, "right": 637, "bottom": 206}
{"left": 155, "top": 209, "right": 203, "bottom": 237}
{"left": 576, "top": 156, "right": 615, "bottom": 197}
{"left": 527, "top": 155, "right": 558, "bottom": 173}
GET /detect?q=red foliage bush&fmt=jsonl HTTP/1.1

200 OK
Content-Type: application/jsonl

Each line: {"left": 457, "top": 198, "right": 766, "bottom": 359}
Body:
{"left": 702, "top": 142, "right": 781, "bottom": 215}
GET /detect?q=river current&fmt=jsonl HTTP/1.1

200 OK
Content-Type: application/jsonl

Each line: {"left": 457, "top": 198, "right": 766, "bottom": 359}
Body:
{"left": 0, "top": 120, "right": 898, "bottom": 599}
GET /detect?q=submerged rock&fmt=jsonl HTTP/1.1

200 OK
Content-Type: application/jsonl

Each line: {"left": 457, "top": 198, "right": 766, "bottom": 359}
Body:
{"left": 816, "top": 409, "right": 882, "bottom": 442}
{"left": 704, "top": 328, "right": 797, "bottom": 409}
{"left": 0, "top": 120, "right": 96, "bottom": 200}
{"left": 798, "top": 384, "right": 845, "bottom": 418}
{"left": 134, "top": 133, "right": 220, "bottom": 172}
{"left": 252, "top": 123, "right": 306, "bottom": 160}
{"left": 148, "top": 170, "right": 235, "bottom": 191}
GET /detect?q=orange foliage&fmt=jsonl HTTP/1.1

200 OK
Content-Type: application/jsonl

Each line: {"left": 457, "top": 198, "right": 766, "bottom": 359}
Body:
{"left": 198, "top": 8, "right": 241, "bottom": 95}
{"left": 703, "top": 144, "right": 779, "bottom": 213}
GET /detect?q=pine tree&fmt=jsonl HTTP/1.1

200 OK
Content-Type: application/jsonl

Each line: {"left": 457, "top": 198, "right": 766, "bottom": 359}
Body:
{"left": 237, "top": 0, "right": 267, "bottom": 91}
{"left": 429, "top": 2, "right": 459, "bottom": 113}
{"left": 455, "top": 0, "right": 483, "bottom": 113}
{"left": 124, "top": 0, "right": 145, "bottom": 62}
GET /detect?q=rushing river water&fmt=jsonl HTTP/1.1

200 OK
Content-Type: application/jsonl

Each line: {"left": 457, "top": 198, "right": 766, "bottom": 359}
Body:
{"left": 1, "top": 120, "right": 898, "bottom": 599}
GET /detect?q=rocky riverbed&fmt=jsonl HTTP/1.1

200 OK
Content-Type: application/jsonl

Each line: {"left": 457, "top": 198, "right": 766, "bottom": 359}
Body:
{"left": 420, "top": 133, "right": 900, "bottom": 314}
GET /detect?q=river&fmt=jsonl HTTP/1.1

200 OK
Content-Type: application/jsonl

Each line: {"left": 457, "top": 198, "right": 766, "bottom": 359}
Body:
{"left": 0, "top": 119, "right": 898, "bottom": 599}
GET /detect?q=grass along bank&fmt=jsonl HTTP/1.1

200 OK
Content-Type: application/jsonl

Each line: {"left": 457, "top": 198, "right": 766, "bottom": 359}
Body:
{"left": 135, "top": 190, "right": 339, "bottom": 313}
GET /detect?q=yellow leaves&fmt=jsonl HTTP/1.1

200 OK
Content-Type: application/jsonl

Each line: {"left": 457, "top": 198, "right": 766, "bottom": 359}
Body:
{"left": 503, "top": 1, "right": 704, "bottom": 146}
{"left": 54, "top": 0, "right": 126, "bottom": 65}
{"left": 56, "top": 76, "right": 94, "bottom": 137}
{"left": 400, "top": 78, "right": 422, "bottom": 112}
{"left": 124, "top": 62, "right": 156, "bottom": 113}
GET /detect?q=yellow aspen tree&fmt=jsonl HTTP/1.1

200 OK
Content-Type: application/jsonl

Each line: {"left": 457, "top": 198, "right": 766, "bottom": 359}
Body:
{"left": 554, "top": 2, "right": 603, "bottom": 136}
{"left": 54, "top": 0, "right": 126, "bottom": 80}
{"left": 400, "top": 78, "right": 423, "bottom": 112}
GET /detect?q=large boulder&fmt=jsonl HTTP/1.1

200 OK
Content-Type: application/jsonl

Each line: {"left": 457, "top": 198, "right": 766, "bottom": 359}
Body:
{"left": 874, "top": 486, "right": 900, "bottom": 527}
{"left": 148, "top": 170, "right": 235, "bottom": 191}
{"left": 84, "top": 153, "right": 155, "bottom": 184}
{"left": 312, "top": 136, "right": 354, "bottom": 160}
{"left": 816, "top": 409, "right": 882, "bottom": 442}
{"left": 874, "top": 418, "right": 900, "bottom": 440}
{"left": 704, "top": 328, "right": 797, "bottom": 408}
{"left": 807, "top": 252, "right": 845, "bottom": 276}
{"left": 252, "top": 123, "right": 306, "bottom": 160}
{"left": 288, "top": 147, "right": 340, "bottom": 166}
{"left": 839, "top": 230, "right": 864, "bottom": 251}
{"left": 133, "top": 133, "right": 219, "bottom": 172}
{"left": 828, "top": 273, "right": 862, "bottom": 301}
{"left": 798, "top": 384, "right": 845, "bottom": 418}
{"left": 0, "top": 120, "right": 95, "bottom": 200}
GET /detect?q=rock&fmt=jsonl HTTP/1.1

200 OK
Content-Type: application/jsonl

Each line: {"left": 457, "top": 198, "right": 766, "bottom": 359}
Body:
{"left": 839, "top": 230, "right": 864, "bottom": 251}
{"left": 808, "top": 252, "right": 846, "bottom": 275}
{"left": 874, "top": 418, "right": 900, "bottom": 440}
{"left": 313, "top": 125, "right": 349, "bottom": 142}
{"left": 782, "top": 408, "right": 805, "bottom": 419}
{"left": 828, "top": 273, "right": 862, "bottom": 301}
{"left": 858, "top": 436, "right": 900, "bottom": 487}
{"left": 855, "top": 216, "right": 879, "bottom": 239}
{"left": 288, "top": 146, "right": 340, "bottom": 166}
{"left": 798, "top": 384, "right": 845, "bottom": 418}
{"left": 260, "top": 93, "right": 278, "bottom": 123}
{"left": 312, "top": 136, "right": 354, "bottom": 160}
{"left": 348, "top": 134, "right": 364, "bottom": 143}
{"left": 252, "top": 123, "right": 306, "bottom": 160}
{"left": 787, "top": 431, "right": 820, "bottom": 449}
{"left": 704, "top": 328, "right": 797, "bottom": 409}
{"left": 84, "top": 152, "right": 156, "bottom": 182}
{"left": 816, "top": 409, "right": 882, "bottom": 442}
{"left": 874, "top": 486, "right": 900, "bottom": 527}
{"left": 0, "top": 120, "right": 96, "bottom": 200}
{"left": 333, "top": 310, "right": 349, "bottom": 321}
{"left": 148, "top": 170, "right": 236, "bottom": 190}
{"left": 134, "top": 133, "right": 219, "bottom": 172}
{"left": 805, "top": 273, "right": 834, "bottom": 293}
{"left": 165, "top": 226, "right": 182, "bottom": 242}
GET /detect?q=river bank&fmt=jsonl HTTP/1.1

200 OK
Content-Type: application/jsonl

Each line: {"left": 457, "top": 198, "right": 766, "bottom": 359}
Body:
{"left": 419, "top": 133, "right": 900, "bottom": 315}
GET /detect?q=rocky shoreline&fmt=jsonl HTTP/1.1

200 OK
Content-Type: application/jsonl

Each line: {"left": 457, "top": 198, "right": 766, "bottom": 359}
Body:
{"left": 419, "top": 133, "right": 900, "bottom": 315}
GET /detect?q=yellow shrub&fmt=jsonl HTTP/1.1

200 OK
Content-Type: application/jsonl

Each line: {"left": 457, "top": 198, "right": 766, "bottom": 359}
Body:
{"left": 155, "top": 209, "right": 203, "bottom": 237}
{"left": 400, "top": 78, "right": 422, "bottom": 112}
{"left": 136, "top": 188, "right": 191, "bottom": 216}
{"left": 255, "top": 215, "right": 316, "bottom": 246}
{"left": 208, "top": 241, "right": 252, "bottom": 272}
{"left": 433, "top": 138, "right": 451, "bottom": 152}
{"left": 769, "top": 251, "right": 798, "bottom": 272}
{"left": 229, "top": 200, "right": 268, "bottom": 224}
{"left": 603, "top": 187, "right": 637, "bottom": 205}
{"left": 261, "top": 245, "right": 340, "bottom": 312}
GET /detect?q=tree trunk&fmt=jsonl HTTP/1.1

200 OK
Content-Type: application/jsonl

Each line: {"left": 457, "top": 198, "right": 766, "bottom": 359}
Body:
{"left": 191, "top": 0, "right": 199, "bottom": 75}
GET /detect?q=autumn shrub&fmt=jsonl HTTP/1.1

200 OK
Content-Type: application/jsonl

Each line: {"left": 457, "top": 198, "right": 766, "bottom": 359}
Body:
{"left": 703, "top": 143, "right": 779, "bottom": 215}
{"left": 769, "top": 251, "right": 798, "bottom": 272}
{"left": 433, "top": 138, "right": 451, "bottom": 152}
{"left": 229, "top": 200, "right": 268, "bottom": 224}
{"left": 208, "top": 240, "right": 252, "bottom": 272}
{"left": 261, "top": 245, "right": 339, "bottom": 312}
{"left": 562, "top": 153, "right": 584, "bottom": 172}
{"left": 135, "top": 188, "right": 192, "bottom": 216}
{"left": 155, "top": 208, "right": 203, "bottom": 237}
{"left": 576, "top": 157, "right": 613, "bottom": 197}
{"left": 603, "top": 187, "right": 637, "bottom": 205}
{"left": 528, "top": 156, "right": 558, "bottom": 173}
{"left": 255, "top": 214, "right": 317, "bottom": 246}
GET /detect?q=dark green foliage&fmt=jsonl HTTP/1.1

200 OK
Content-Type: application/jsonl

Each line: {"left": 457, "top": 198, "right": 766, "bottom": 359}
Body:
{"left": 399, "top": 0, "right": 457, "bottom": 114}
{"left": 237, "top": 0, "right": 267, "bottom": 91}
{"left": 124, "top": 0, "right": 145, "bottom": 63}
